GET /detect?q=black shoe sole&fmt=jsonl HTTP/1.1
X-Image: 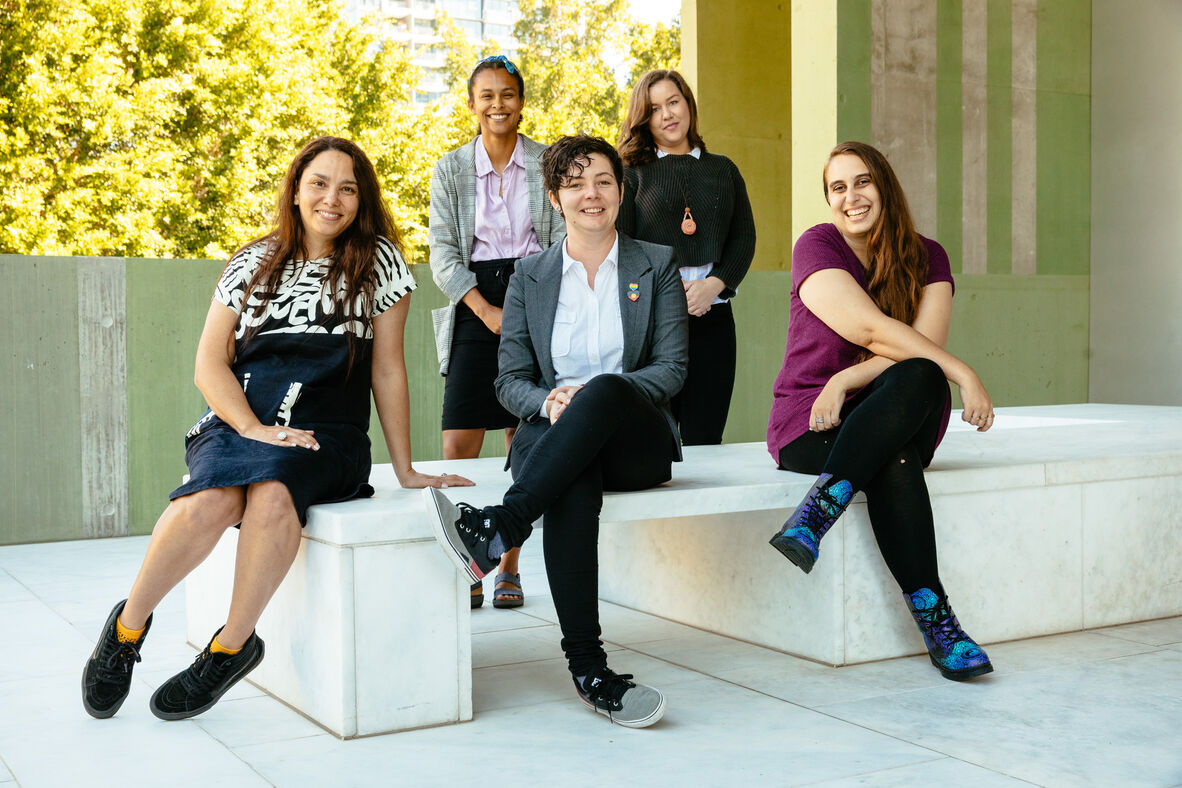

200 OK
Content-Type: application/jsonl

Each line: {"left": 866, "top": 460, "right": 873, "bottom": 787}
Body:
{"left": 932, "top": 656, "right": 994, "bottom": 681}
{"left": 149, "top": 641, "right": 265, "bottom": 721}
{"left": 769, "top": 533, "right": 815, "bottom": 574}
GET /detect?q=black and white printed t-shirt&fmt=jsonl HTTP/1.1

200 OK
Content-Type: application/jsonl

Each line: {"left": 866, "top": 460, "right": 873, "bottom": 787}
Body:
{"left": 191, "top": 236, "right": 417, "bottom": 437}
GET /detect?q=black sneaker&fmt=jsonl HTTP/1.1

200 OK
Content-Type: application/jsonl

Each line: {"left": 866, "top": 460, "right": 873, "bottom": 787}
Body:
{"left": 423, "top": 487, "right": 500, "bottom": 582}
{"left": 82, "top": 599, "right": 151, "bottom": 719}
{"left": 149, "top": 628, "right": 264, "bottom": 720}
{"left": 574, "top": 667, "right": 667, "bottom": 728}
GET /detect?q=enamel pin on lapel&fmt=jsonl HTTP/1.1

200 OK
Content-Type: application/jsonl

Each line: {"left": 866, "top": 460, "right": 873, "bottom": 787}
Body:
{"left": 627, "top": 282, "right": 640, "bottom": 302}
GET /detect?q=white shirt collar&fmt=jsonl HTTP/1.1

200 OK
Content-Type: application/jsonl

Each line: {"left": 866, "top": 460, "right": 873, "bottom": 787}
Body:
{"left": 656, "top": 146, "right": 701, "bottom": 159}
{"left": 561, "top": 234, "right": 620, "bottom": 276}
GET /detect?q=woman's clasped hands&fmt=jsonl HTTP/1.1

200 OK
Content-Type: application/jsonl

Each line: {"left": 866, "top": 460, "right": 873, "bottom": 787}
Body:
{"left": 545, "top": 384, "right": 583, "bottom": 424}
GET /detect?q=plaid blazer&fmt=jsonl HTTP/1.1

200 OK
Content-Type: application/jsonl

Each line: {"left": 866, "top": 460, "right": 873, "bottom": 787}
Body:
{"left": 428, "top": 135, "right": 565, "bottom": 374}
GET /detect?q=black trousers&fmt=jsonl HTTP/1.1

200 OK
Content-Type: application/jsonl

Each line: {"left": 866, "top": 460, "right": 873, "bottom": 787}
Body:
{"left": 672, "top": 303, "right": 736, "bottom": 446}
{"left": 777, "top": 358, "right": 948, "bottom": 595}
{"left": 496, "top": 374, "right": 675, "bottom": 676}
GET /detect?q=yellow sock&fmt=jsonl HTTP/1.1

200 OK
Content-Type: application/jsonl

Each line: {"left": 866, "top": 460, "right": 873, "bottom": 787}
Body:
{"left": 210, "top": 635, "right": 242, "bottom": 655}
{"left": 115, "top": 616, "right": 145, "bottom": 644}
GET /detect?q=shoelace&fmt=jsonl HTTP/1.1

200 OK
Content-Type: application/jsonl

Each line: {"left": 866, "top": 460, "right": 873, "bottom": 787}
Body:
{"left": 795, "top": 489, "right": 844, "bottom": 535}
{"left": 457, "top": 503, "right": 492, "bottom": 542}
{"left": 919, "top": 601, "right": 969, "bottom": 650}
{"left": 178, "top": 648, "right": 231, "bottom": 695}
{"left": 94, "top": 638, "right": 143, "bottom": 683}
{"left": 584, "top": 671, "right": 637, "bottom": 719}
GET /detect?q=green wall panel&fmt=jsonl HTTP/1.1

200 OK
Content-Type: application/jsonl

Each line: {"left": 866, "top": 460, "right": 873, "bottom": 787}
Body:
{"left": 986, "top": 0, "right": 1013, "bottom": 275}
{"left": 936, "top": 0, "right": 964, "bottom": 274}
{"left": 125, "top": 259, "right": 225, "bottom": 535}
{"left": 1, "top": 257, "right": 83, "bottom": 544}
{"left": 947, "top": 274, "right": 1089, "bottom": 406}
{"left": 836, "top": 0, "right": 872, "bottom": 144}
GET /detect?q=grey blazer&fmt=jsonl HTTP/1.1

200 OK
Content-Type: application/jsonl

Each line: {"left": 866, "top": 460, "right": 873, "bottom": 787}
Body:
{"left": 495, "top": 234, "right": 689, "bottom": 461}
{"left": 428, "top": 135, "right": 566, "bottom": 374}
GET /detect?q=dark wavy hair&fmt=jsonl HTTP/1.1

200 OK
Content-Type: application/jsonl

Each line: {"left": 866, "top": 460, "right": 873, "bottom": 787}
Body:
{"left": 824, "top": 141, "right": 928, "bottom": 328}
{"left": 617, "top": 69, "right": 706, "bottom": 167}
{"left": 233, "top": 136, "right": 404, "bottom": 368}
{"left": 541, "top": 135, "right": 624, "bottom": 195}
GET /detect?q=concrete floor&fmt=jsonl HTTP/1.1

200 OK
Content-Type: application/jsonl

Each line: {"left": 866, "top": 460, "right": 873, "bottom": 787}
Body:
{"left": 1, "top": 535, "right": 1180, "bottom": 787}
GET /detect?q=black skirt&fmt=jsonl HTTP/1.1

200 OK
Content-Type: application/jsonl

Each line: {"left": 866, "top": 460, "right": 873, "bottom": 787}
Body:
{"left": 441, "top": 257, "right": 519, "bottom": 431}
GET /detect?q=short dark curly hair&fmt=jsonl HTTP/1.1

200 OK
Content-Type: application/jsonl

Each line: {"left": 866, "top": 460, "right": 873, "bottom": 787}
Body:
{"left": 541, "top": 135, "right": 624, "bottom": 195}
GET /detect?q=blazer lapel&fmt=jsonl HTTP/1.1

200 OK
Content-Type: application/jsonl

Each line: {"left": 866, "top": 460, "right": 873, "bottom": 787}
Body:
{"left": 528, "top": 245, "right": 564, "bottom": 386}
{"left": 457, "top": 140, "right": 478, "bottom": 260}
{"left": 616, "top": 236, "right": 653, "bottom": 372}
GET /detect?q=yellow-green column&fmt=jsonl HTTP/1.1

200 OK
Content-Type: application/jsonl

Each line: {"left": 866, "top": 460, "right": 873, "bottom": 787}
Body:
{"left": 683, "top": 0, "right": 791, "bottom": 272}
{"left": 790, "top": 1, "right": 839, "bottom": 240}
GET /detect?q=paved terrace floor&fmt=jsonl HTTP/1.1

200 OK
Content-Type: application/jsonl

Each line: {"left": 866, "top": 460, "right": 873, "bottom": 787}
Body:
{"left": 1, "top": 535, "right": 1179, "bottom": 787}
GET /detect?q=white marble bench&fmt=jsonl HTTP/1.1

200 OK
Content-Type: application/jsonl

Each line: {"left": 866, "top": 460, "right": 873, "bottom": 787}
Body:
{"left": 186, "top": 403, "right": 1182, "bottom": 737}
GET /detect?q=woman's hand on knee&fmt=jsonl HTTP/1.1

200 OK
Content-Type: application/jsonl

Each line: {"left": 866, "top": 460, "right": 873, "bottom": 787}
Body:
{"left": 545, "top": 385, "right": 582, "bottom": 424}
{"left": 958, "top": 375, "right": 994, "bottom": 432}
{"left": 810, "top": 378, "right": 847, "bottom": 432}
{"left": 241, "top": 424, "right": 319, "bottom": 450}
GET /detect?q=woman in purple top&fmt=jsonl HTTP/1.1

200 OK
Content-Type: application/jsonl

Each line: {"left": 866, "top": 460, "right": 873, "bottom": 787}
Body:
{"left": 766, "top": 141, "right": 995, "bottom": 681}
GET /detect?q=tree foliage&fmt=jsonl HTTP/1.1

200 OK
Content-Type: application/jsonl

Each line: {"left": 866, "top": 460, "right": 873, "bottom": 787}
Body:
{"left": 628, "top": 19, "right": 682, "bottom": 87}
{"left": 0, "top": 0, "right": 679, "bottom": 260}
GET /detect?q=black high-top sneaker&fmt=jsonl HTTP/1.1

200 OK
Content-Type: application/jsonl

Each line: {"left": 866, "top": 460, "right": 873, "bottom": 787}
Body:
{"left": 149, "top": 627, "right": 264, "bottom": 720}
{"left": 423, "top": 487, "right": 502, "bottom": 582}
{"left": 82, "top": 599, "right": 152, "bottom": 719}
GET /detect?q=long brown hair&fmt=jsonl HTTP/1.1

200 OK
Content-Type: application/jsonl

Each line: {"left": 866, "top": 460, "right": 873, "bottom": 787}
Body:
{"left": 824, "top": 141, "right": 928, "bottom": 327}
{"left": 617, "top": 69, "right": 706, "bottom": 167}
{"left": 235, "top": 136, "right": 404, "bottom": 366}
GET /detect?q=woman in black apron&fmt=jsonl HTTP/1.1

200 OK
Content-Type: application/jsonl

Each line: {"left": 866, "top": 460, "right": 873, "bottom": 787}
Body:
{"left": 81, "top": 137, "right": 470, "bottom": 722}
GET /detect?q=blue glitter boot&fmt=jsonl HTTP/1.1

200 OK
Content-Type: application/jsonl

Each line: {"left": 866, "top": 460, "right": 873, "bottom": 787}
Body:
{"left": 904, "top": 588, "right": 993, "bottom": 681}
{"left": 769, "top": 473, "right": 854, "bottom": 573}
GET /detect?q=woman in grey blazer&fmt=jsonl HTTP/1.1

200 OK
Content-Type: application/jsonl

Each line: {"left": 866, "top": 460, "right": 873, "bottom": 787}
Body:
{"left": 426, "top": 135, "right": 689, "bottom": 728}
{"left": 428, "top": 55, "right": 565, "bottom": 608}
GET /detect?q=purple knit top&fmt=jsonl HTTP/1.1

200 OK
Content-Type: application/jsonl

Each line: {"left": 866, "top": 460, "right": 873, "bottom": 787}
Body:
{"left": 766, "top": 223, "right": 955, "bottom": 460}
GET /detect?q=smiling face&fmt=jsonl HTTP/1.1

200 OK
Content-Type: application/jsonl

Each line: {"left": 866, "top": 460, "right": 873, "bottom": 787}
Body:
{"left": 549, "top": 153, "right": 622, "bottom": 239}
{"left": 468, "top": 67, "right": 523, "bottom": 139}
{"left": 825, "top": 153, "right": 882, "bottom": 241}
{"left": 647, "top": 78, "right": 692, "bottom": 155}
{"left": 293, "top": 150, "right": 359, "bottom": 259}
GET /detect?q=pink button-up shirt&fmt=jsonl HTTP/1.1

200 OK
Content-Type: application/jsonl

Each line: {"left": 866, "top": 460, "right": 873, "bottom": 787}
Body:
{"left": 471, "top": 135, "right": 542, "bottom": 262}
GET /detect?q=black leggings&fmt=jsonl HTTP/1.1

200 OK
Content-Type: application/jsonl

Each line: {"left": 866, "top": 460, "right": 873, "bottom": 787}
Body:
{"left": 672, "top": 303, "right": 736, "bottom": 446}
{"left": 777, "top": 358, "right": 949, "bottom": 595}
{"left": 496, "top": 374, "right": 675, "bottom": 676}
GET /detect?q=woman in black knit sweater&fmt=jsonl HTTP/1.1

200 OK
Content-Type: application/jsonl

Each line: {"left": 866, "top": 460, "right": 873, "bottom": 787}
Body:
{"left": 617, "top": 70, "right": 757, "bottom": 445}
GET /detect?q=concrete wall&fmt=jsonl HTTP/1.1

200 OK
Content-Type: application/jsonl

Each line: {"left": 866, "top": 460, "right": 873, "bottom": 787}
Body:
{"left": 1090, "top": 0, "right": 1182, "bottom": 405}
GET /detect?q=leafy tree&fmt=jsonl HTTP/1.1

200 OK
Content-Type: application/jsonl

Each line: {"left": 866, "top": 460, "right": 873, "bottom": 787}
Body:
{"left": 0, "top": 0, "right": 680, "bottom": 260}
{"left": 0, "top": 0, "right": 431, "bottom": 259}
{"left": 628, "top": 19, "right": 682, "bottom": 86}
{"left": 512, "top": 0, "right": 630, "bottom": 142}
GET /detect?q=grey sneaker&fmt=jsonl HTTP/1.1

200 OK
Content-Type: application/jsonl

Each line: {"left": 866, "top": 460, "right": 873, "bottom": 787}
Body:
{"left": 574, "top": 667, "right": 666, "bottom": 728}
{"left": 423, "top": 487, "right": 500, "bottom": 582}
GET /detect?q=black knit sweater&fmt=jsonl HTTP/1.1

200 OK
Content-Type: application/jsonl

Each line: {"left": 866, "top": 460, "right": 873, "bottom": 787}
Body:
{"left": 617, "top": 152, "right": 757, "bottom": 298}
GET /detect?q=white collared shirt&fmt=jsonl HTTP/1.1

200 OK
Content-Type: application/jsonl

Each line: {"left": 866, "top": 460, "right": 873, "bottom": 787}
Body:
{"left": 552, "top": 235, "right": 625, "bottom": 390}
{"left": 655, "top": 146, "right": 725, "bottom": 304}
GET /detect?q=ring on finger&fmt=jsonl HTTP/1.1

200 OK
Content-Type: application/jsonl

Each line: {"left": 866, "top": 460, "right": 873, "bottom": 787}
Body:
{"left": 277, "top": 431, "right": 288, "bottom": 441}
